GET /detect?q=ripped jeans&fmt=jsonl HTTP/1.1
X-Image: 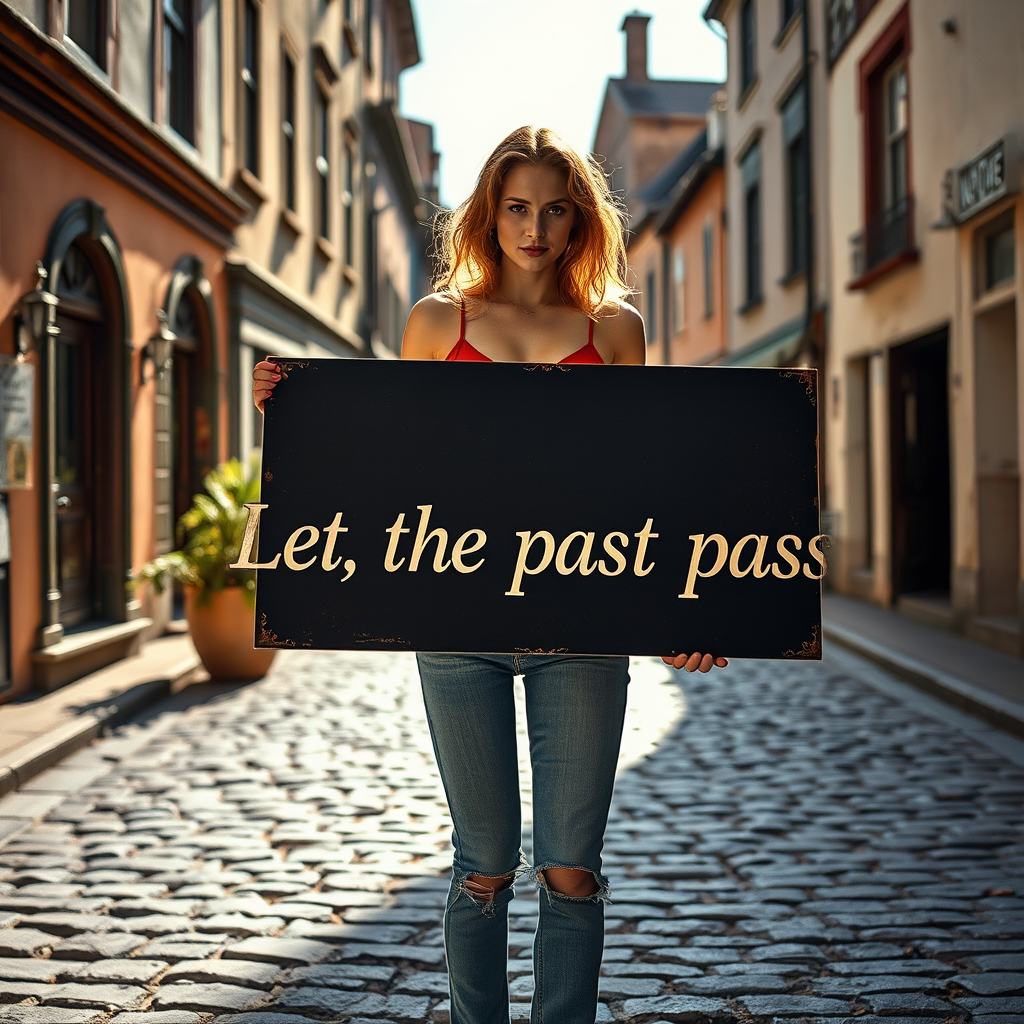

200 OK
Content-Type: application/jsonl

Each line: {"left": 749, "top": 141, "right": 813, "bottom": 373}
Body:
{"left": 416, "top": 652, "right": 630, "bottom": 1024}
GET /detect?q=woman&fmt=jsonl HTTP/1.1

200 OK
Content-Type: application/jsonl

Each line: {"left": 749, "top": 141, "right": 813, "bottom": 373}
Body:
{"left": 253, "top": 126, "right": 726, "bottom": 1024}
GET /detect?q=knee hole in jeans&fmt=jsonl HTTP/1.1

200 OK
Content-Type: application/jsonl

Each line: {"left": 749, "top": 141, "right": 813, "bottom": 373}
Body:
{"left": 463, "top": 872, "right": 515, "bottom": 903}
{"left": 536, "top": 867, "right": 600, "bottom": 898}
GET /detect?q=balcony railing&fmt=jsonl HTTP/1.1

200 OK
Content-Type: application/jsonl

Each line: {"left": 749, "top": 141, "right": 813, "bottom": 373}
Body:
{"left": 850, "top": 196, "right": 915, "bottom": 281}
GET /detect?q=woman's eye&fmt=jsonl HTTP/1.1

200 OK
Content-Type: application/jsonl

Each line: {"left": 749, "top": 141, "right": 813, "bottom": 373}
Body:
{"left": 547, "top": 206, "right": 565, "bottom": 215}
{"left": 508, "top": 204, "right": 525, "bottom": 214}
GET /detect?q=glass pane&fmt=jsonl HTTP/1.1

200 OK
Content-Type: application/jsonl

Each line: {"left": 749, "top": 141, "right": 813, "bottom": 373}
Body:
{"left": 55, "top": 340, "right": 83, "bottom": 488}
{"left": 67, "top": 0, "right": 103, "bottom": 66}
{"left": 890, "top": 135, "right": 907, "bottom": 204}
{"left": 985, "top": 225, "right": 1015, "bottom": 290}
{"left": 887, "top": 62, "right": 907, "bottom": 137}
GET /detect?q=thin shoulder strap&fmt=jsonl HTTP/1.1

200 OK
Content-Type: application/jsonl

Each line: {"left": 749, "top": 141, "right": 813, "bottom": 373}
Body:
{"left": 459, "top": 301, "right": 467, "bottom": 342}
{"left": 588, "top": 317, "right": 595, "bottom": 345}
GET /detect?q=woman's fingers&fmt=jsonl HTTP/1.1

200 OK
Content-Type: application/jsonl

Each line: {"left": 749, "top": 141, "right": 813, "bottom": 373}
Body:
{"left": 252, "top": 360, "right": 288, "bottom": 412}
{"left": 661, "top": 653, "right": 729, "bottom": 673}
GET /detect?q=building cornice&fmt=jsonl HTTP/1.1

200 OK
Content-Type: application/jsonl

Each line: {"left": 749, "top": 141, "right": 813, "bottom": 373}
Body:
{"left": 368, "top": 101, "right": 426, "bottom": 220}
{"left": 0, "top": 6, "right": 249, "bottom": 249}
{"left": 225, "top": 256, "right": 364, "bottom": 354}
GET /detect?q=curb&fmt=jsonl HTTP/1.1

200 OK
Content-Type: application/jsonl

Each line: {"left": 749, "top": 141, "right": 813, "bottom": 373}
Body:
{"left": 824, "top": 621, "right": 1024, "bottom": 739}
{"left": 0, "top": 654, "right": 202, "bottom": 799}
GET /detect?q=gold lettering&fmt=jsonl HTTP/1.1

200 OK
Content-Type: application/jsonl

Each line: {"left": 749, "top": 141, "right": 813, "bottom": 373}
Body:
{"left": 321, "top": 512, "right": 348, "bottom": 571}
{"left": 409, "top": 504, "right": 451, "bottom": 572}
{"left": 230, "top": 503, "right": 281, "bottom": 570}
{"left": 728, "top": 534, "right": 771, "bottom": 578}
{"left": 803, "top": 533, "right": 830, "bottom": 578}
{"left": 555, "top": 532, "right": 598, "bottom": 576}
{"left": 283, "top": 526, "right": 319, "bottom": 570}
{"left": 772, "top": 535, "right": 802, "bottom": 578}
{"left": 633, "top": 518, "right": 658, "bottom": 576}
{"left": 384, "top": 513, "right": 409, "bottom": 572}
{"left": 678, "top": 533, "right": 728, "bottom": 599}
{"left": 598, "top": 532, "right": 629, "bottom": 576}
{"left": 505, "top": 530, "right": 555, "bottom": 597}
{"left": 451, "top": 529, "right": 487, "bottom": 573}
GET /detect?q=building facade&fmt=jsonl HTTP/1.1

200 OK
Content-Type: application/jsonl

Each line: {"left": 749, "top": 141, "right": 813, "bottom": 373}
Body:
{"left": 593, "top": 13, "right": 723, "bottom": 358}
{"left": 0, "top": 0, "right": 438, "bottom": 703}
{"left": 824, "top": 0, "right": 1024, "bottom": 656}
{"left": 703, "top": 0, "right": 829, "bottom": 370}
{"left": 0, "top": 1, "right": 246, "bottom": 700}
{"left": 228, "top": 0, "right": 439, "bottom": 465}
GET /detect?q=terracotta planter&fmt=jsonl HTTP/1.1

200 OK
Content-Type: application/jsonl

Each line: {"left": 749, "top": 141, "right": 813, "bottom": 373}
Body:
{"left": 185, "top": 585, "right": 276, "bottom": 680}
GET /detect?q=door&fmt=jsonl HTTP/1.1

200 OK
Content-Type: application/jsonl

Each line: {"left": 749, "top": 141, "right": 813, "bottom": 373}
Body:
{"left": 54, "top": 315, "right": 98, "bottom": 626}
{"left": 889, "top": 329, "right": 951, "bottom": 597}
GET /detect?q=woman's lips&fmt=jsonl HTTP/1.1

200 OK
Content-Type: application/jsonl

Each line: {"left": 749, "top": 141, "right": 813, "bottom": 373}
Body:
{"left": 520, "top": 246, "right": 549, "bottom": 257}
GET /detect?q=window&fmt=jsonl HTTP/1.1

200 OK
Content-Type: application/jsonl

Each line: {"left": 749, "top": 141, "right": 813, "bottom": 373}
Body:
{"left": 781, "top": 0, "right": 801, "bottom": 31}
{"left": 703, "top": 221, "right": 714, "bottom": 318}
{"left": 343, "top": 0, "right": 355, "bottom": 61}
{"left": 883, "top": 58, "right": 908, "bottom": 208}
{"left": 364, "top": 0, "right": 374, "bottom": 70}
{"left": 315, "top": 86, "right": 330, "bottom": 240}
{"left": 852, "top": 9, "right": 914, "bottom": 281}
{"left": 782, "top": 85, "right": 807, "bottom": 276}
{"left": 343, "top": 138, "right": 355, "bottom": 264}
{"left": 281, "top": 48, "right": 296, "bottom": 211}
{"left": 740, "top": 0, "right": 757, "bottom": 95}
{"left": 66, "top": 0, "right": 105, "bottom": 68}
{"left": 645, "top": 269, "right": 656, "bottom": 344}
{"left": 979, "top": 215, "right": 1015, "bottom": 293}
{"left": 672, "top": 247, "right": 685, "bottom": 335}
{"left": 165, "top": 0, "right": 194, "bottom": 143}
{"left": 741, "top": 142, "right": 762, "bottom": 307}
{"left": 242, "top": 0, "right": 260, "bottom": 176}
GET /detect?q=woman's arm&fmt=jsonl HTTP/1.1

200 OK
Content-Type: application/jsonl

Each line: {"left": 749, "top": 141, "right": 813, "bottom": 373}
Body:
{"left": 401, "top": 294, "right": 461, "bottom": 361}
{"left": 594, "top": 300, "right": 647, "bottom": 366}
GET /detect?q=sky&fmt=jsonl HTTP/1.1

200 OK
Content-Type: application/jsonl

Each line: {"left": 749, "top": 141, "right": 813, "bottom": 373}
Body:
{"left": 400, "top": 0, "right": 727, "bottom": 210}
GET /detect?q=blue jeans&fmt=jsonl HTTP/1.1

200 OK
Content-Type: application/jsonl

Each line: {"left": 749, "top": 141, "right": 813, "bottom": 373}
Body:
{"left": 416, "top": 652, "right": 630, "bottom": 1024}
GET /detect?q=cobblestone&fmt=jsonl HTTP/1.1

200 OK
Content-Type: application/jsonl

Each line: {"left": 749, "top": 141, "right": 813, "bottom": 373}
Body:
{"left": 0, "top": 650, "right": 1020, "bottom": 1022}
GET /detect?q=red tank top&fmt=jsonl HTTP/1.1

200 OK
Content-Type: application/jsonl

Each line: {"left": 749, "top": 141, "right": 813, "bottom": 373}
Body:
{"left": 445, "top": 305, "right": 604, "bottom": 364}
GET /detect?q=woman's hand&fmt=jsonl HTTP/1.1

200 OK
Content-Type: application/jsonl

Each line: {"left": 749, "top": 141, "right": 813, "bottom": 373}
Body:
{"left": 252, "top": 359, "right": 287, "bottom": 413}
{"left": 661, "top": 653, "right": 728, "bottom": 673}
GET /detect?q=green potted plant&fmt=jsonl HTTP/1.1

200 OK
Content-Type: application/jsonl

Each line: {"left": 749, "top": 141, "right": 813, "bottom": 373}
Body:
{"left": 134, "top": 454, "right": 276, "bottom": 680}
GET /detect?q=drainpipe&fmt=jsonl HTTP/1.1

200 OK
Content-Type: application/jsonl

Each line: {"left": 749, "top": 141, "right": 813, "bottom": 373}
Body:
{"left": 801, "top": 0, "right": 816, "bottom": 364}
{"left": 661, "top": 238, "right": 671, "bottom": 365}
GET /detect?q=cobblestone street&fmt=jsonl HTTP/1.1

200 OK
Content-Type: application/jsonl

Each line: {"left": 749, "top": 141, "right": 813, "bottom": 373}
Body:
{"left": 0, "top": 648, "right": 1022, "bottom": 1024}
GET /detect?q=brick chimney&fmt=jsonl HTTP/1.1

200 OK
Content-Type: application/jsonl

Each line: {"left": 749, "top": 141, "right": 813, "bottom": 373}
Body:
{"left": 620, "top": 12, "right": 651, "bottom": 83}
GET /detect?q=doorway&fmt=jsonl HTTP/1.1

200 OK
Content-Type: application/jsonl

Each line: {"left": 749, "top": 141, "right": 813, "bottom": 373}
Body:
{"left": 889, "top": 328, "right": 951, "bottom": 599}
{"left": 974, "top": 300, "right": 1019, "bottom": 618}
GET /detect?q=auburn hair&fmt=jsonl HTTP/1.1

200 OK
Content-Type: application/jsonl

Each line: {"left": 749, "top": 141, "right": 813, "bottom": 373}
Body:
{"left": 432, "top": 126, "right": 630, "bottom": 316}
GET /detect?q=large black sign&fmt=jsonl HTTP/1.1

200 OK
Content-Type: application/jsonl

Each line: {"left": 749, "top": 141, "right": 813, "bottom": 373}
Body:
{"left": 243, "top": 359, "right": 823, "bottom": 659}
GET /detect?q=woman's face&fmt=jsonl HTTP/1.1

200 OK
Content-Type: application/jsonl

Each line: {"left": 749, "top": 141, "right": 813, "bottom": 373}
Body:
{"left": 494, "top": 162, "right": 577, "bottom": 275}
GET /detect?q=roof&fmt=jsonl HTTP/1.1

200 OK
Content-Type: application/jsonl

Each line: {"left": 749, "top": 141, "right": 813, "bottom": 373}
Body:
{"left": 636, "top": 128, "right": 710, "bottom": 206}
{"left": 608, "top": 77, "right": 722, "bottom": 117}
{"left": 656, "top": 146, "right": 724, "bottom": 234}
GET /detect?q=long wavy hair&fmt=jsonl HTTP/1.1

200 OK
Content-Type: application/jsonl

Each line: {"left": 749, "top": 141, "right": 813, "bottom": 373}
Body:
{"left": 432, "top": 127, "right": 630, "bottom": 316}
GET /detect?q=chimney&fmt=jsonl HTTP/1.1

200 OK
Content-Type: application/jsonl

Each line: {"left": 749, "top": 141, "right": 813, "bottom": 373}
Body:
{"left": 620, "top": 12, "right": 651, "bottom": 83}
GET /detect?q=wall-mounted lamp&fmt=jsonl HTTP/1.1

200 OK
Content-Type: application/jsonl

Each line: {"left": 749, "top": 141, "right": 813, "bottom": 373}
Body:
{"left": 17, "top": 262, "right": 59, "bottom": 355}
{"left": 142, "top": 310, "right": 175, "bottom": 385}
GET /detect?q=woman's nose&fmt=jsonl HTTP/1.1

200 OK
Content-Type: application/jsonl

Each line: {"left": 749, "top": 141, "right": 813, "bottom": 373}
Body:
{"left": 526, "top": 216, "right": 544, "bottom": 239}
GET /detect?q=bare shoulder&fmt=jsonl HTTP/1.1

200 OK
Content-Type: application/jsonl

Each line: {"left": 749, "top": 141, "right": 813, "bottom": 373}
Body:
{"left": 402, "top": 293, "right": 461, "bottom": 360}
{"left": 594, "top": 299, "right": 646, "bottom": 365}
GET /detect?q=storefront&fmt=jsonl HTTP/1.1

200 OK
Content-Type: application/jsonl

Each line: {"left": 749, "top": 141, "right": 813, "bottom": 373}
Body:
{"left": 942, "top": 135, "right": 1022, "bottom": 653}
{"left": 0, "top": 11, "right": 246, "bottom": 700}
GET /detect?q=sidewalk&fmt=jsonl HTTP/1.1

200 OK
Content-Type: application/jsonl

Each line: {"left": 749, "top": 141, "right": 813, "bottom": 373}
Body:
{"left": 824, "top": 591, "right": 1024, "bottom": 737}
{"left": 0, "top": 633, "right": 203, "bottom": 802}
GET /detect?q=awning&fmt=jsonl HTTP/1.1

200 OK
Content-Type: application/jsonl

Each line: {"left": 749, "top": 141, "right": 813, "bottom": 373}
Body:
{"left": 721, "top": 318, "right": 806, "bottom": 367}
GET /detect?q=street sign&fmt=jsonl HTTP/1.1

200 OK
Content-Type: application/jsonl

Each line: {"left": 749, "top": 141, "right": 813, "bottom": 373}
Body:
{"left": 246, "top": 359, "right": 823, "bottom": 659}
